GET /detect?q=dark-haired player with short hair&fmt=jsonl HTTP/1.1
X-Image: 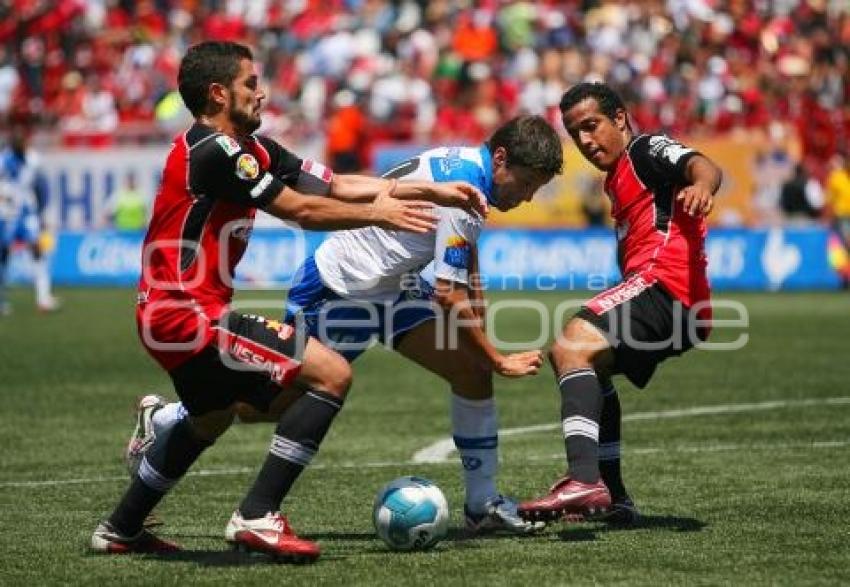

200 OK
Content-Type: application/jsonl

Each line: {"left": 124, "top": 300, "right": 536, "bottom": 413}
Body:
{"left": 90, "top": 41, "right": 486, "bottom": 561}
{"left": 518, "top": 82, "right": 721, "bottom": 523}
{"left": 128, "top": 114, "right": 564, "bottom": 537}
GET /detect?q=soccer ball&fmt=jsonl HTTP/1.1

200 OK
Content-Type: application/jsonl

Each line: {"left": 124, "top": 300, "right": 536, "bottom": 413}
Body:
{"left": 372, "top": 476, "right": 449, "bottom": 551}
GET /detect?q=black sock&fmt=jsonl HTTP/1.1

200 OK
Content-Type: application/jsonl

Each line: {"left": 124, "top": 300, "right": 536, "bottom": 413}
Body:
{"left": 599, "top": 382, "right": 627, "bottom": 500}
{"left": 239, "top": 390, "right": 343, "bottom": 519}
{"left": 108, "top": 416, "right": 212, "bottom": 535}
{"left": 558, "top": 368, "right": 603, "bottom": 484}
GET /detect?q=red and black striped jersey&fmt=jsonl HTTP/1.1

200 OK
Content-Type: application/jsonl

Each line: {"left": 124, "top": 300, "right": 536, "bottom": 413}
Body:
{"left": 603, "top": 134, "right": 710, "bottom": 307}
{"left": 136, "top": 122, "right": 331, "bottom": 370}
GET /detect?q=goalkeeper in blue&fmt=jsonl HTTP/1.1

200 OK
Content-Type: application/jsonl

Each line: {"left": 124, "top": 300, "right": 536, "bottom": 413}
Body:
{"left": 129, "top": 115, "right": 563, "bottom": 535}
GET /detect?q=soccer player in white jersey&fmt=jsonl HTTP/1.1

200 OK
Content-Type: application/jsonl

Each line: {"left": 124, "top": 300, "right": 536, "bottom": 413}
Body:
{"left": 130, "top": 115, "right": 563, "bottom": 535}
{"left": 0, "top": 127, "right": 59, "bottom": 315}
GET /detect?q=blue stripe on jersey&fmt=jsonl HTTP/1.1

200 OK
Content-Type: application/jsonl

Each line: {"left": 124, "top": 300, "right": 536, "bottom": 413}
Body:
{"left": 427, "top": 145, "right": 496, "bottom": 205}
{"left": 477, "top": 145, "right": 495, "bottom": 204}
{"left": 453, "top": 435, "right": 498, "bottom": 450}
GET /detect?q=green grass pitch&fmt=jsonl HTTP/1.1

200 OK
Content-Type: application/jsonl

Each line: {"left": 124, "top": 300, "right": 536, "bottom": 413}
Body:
{"left": 1, "top": 288, "right": 849, "bottom": 585}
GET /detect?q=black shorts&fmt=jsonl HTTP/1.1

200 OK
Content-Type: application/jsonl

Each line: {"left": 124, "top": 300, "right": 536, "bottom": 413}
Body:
{"left": 168, "top": 312, "right": 304, "bottom": 416}
{"left": 576, "top": 274, "right": 710, "bottom": 389}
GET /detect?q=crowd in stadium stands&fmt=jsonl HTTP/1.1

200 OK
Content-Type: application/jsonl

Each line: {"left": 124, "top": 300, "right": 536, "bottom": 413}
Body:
{"left": 0, "top": 0, "right": 849, "bottom": 227}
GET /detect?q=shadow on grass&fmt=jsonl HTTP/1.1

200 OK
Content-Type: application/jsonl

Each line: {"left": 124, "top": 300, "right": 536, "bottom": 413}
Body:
{"left": 604, "top": 514, "right": 707, "bottom": 533}
{"left": 139, "top": 549, "right": 285, "bottom": 567}
{"left": 556, "top": 514, "right": 707, "bottom": 542}
{"left": 116, "top": 515, "right": 708, "bottom": 565}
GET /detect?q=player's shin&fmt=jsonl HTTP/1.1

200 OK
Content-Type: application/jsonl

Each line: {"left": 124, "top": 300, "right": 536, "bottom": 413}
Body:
{"left": 451, "top": 394, "right": 499, "bottom": 513}
{"left": 108, "top": 417, "right": 213, "bottom": 536}
{"left": 238, "top": 389, "right": 343, "bottom": 519}
{"left": 598, "top": 382, "right": 626, "bottom": 499}
{"left": 559, "top": 368, "right": 603, "bottom": 483}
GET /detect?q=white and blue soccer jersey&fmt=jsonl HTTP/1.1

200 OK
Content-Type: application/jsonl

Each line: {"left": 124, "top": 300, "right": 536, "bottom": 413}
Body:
{"left": 0, "top": 148, "right": 45, "bottom": 246}
{"left": 285, "top": 145, "right": 494, "bottom": 361}
{"left": 314, "top": 145, "right": 494, "bottom": 302}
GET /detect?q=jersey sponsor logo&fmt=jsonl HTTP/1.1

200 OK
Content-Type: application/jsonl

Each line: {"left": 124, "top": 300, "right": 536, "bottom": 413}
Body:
{"left": 216, "top": 135, "right": 241, "bottom": 157}
{"left": 250, "top": 172, "right": 274, "bottom": 198}
{"left": 590, "top": 274, "right": 653, "bottom": 313}
{"left": 443, "top": 235, "right": 471, "bottom": 269}
{"left": 301, "top": 159, "right": 333, "bottom": 183}
{"left": 235, "top": 153, "right": 260, "bottom": 180}
{"left": 647, "top": 135, "right": 692, "bottom": 165}
{"left": 438, "top": 151, "right": 463, "bottom": 176}
{"left": 230, "top": 341, "right": 288, "bottom": 384}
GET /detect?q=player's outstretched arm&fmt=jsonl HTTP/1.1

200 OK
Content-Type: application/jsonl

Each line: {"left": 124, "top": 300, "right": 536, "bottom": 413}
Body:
{"left": 677, "top": 155, "right": 723, "bottom": 217}
{"left": 433, "top": 278, "right": 543, "bottom": 378}
{"left": 264, "top": 182, "right": 437, "bottom": 233}
{"left": 330, "top": 174, "right": 488, "bottom": 218}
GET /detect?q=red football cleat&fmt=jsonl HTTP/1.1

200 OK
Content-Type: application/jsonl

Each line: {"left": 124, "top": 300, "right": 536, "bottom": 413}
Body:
{"left": 517, "top": 476, "right": 611, "bottom": 522}
{"left": 90, "top": 521, "right": 181, "bottom": 554}
{"left": 225, "top": 511, "right": 320, "bottom": 563}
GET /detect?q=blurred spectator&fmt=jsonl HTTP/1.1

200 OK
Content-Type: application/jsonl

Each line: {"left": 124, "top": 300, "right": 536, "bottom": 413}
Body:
{"left": 106, "top": 174, "right": 148, "bottom": 231}
{"left": 1, "top": 1, "right": 848, "bottom": 149}
{"left": 0, "top": 46, "right": 19, "bottom": 118}
{"left": 580, "top": 176, "right": 608, "bottom": 228}
{"left": 0, "top": 0, "right": 848, "bottom": 227}
{"left": 780, "top": 163, "right": 824, "bottom": 223}
{"left": 752, "top": 124, "right": 795, "bottom": 226}
{"left": 325, "top": 89, "right": 368, "bottom": 173}
{"left": 826, "top": 151, "right": 850, "bottom": 253}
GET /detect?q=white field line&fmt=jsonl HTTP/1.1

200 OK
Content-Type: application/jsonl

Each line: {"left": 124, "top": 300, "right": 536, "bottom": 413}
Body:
{"left": 412, "top": 396, "right": 850, "bottom": 463}
{"left": 2, "top": 439, "right": 848, "bottom": 490}
{"left": 2, "top": 397, "right": 849, "bottom": 489}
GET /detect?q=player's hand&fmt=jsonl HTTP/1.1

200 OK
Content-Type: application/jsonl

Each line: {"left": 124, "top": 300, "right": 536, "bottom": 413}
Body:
{"left": 372, "top": 181, "right": 438, "bottom": 233}
{"left": 494, "top": 350, "right": 544, "bottom": 378}
{"left": 425, "top": 181, "right": 489, "bottom": 218}
{"left": 676, "top": 184, "right": 714, "bottom": 217}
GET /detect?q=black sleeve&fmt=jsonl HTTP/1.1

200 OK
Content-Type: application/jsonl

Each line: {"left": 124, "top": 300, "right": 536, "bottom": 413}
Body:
{"left": 189, "top": 133, "right": 286, "bottom": 209}
{"left": 257, "top": 135, "right": 333, "bottom": 196}
{"left": 256, "top": 135, "right": 302, "bottom": 185}
{"left": 630, "top": 134, "right": 700, "bottom": 188}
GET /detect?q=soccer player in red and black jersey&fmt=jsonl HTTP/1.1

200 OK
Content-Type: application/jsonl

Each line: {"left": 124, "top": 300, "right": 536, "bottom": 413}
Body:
{"left": 518, "top": 82, "right": 721, "bottom": 523}
{"left": 91, "top": 41, "right": 486, "bottom": 561}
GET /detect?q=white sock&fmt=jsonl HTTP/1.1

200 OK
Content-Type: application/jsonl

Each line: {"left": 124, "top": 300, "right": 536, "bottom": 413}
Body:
{"left": 451, "top": 394, "right": 499, "bottom": 514}
{"left": 33, "top": 257, "right": 52, "bottom": 306}
{"left": 152, "top": 401, "right": 188, "bottom": 433}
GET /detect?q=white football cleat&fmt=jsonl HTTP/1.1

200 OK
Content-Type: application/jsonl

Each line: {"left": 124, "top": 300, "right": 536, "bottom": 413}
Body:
{"left": 465, "top": 495, "right": 546, "bottom": 535}
{"left": 125, "top": 394, "right": 167, "bottom": 477}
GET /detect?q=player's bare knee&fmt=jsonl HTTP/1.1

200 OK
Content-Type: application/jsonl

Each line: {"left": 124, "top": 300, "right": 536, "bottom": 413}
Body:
{"left": 552, "top": 318, "right": 609, "bottom": 371}
{"left": 314, "top": 356, "right": 352, "bottom": 398}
